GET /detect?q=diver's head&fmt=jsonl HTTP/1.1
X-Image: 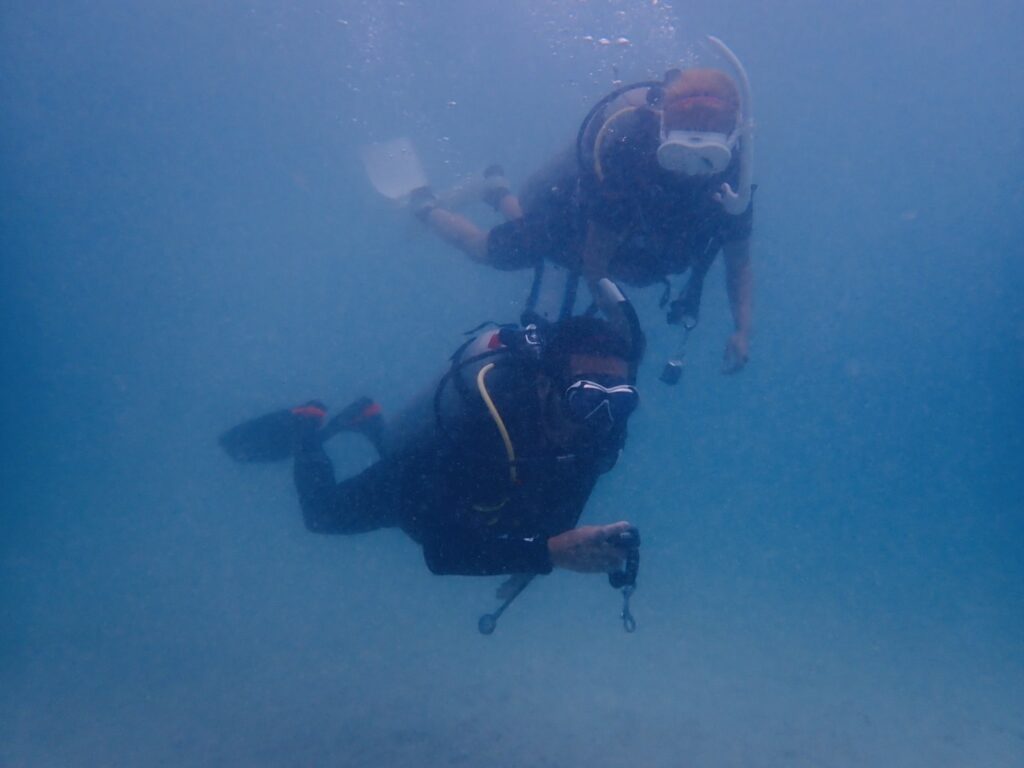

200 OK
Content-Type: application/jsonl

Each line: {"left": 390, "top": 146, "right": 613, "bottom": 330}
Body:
{"left": 657, "top": 68, "right": 742, "bottom": 176}
{"left": 589, "top": 67, "right": 743, "bottom": 186}
{"left": 537, "top": 316, "right": 639, "bottom": 455}
{"left": 662, "top": 68, "right": 740, "bottom": 134}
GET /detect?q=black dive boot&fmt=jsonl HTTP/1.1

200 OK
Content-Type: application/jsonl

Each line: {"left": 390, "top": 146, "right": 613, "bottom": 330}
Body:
{"left": 218, "top": 401, "right": 327, "bottom": 463}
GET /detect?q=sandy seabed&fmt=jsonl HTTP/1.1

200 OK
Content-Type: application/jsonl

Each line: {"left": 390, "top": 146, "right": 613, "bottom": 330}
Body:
{"left": 3, "top": 551, "right": 1021, "bottom": 768}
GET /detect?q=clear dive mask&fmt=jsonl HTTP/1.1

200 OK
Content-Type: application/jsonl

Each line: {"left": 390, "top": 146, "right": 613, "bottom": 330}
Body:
{"left": 656, "top": 128, "right": 737, "bottom": 177}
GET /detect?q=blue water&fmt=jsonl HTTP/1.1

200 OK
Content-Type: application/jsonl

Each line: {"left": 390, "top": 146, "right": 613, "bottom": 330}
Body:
{"left": 2, "top": 2, "right": 1022, "bottom": 766}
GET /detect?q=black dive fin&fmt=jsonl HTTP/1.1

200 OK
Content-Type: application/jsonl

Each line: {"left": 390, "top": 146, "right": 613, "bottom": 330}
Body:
{"left": 218, "top": 409, "right": 299, "bottom": 463}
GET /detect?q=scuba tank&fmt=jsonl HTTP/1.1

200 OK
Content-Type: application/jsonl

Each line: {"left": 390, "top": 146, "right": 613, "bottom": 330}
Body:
{"left": 432, "top": 323, "right": 543, "bottom": 492}
{"left": 434, "top": 324, "right": 543, "bottom": 443}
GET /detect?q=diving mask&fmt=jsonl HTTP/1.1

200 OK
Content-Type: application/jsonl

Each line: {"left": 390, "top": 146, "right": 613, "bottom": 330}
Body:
{"left": 657, "top": 129, "right": 737, "bottom": 176}
{"left": 564, "top": 379, "right": 639, "bottom": 431}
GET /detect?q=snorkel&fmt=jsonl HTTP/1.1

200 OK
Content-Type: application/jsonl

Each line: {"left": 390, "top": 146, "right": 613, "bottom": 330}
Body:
{"left": 705, "top": 35, "right": 754, "bottom": 215}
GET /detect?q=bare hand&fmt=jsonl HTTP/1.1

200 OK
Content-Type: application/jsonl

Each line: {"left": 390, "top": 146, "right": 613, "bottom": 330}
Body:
{"left": 548, "top": 521, "right": 634, "bottom": 573}
{"left": 722, "top": 331, "right": 749, "bottom": 374}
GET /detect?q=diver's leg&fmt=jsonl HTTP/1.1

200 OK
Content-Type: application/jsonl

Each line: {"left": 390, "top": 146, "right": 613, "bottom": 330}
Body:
{"left": 320, "top": 397, "right": 387, "bottom": 458}
{"left": 481, "top": 164, "right": 522, "bottom": 221}
{"left": 293, "top": 433, "right": 399, "bottom": 535}
{"left": 423, "top": 207, "right": 491, "bottom": 263}
{"left": 410, "top": 180, "right": 522, "bottom": 266}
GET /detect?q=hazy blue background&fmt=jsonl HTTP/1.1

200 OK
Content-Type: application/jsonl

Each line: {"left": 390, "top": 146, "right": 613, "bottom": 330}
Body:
{"left": 2, "top": 1, "right": 1022, "bottom": 766}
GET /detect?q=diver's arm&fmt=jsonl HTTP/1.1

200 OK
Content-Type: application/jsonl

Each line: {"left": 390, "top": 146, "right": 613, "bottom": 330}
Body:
{"left": 543, "top": 475, "right": 631, "bottom": 573}
{"left": 421, "top": 472, "right": 587, "bottom": 576}
{"left": 422, "top": 477, "right": 630, "bottom": 576}
{"left": 420, "top": 523, "right": 632, "bottom": 576}
{"left": 421, "top": 527, "right": 554, "bottom": 576}
{"left": 722, "top": 237, "right": 752, "bottom": 374}
{"left": 547, "top": 522, "right": 633, "bottom": 573}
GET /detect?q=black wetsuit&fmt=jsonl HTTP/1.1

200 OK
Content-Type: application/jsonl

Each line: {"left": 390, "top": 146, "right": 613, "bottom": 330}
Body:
{"left": 487, "top": 141, "right": 753, "bottom": 288}
{"left": 293, "top": 351, "right": 615, "bottom": 576}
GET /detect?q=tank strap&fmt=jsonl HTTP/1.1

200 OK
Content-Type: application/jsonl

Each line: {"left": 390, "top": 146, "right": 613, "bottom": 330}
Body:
{"left": 524, "top": 260, "right": 580, "bottom": 324}
{"left": 667, "top": 237, "right": 719, "bottom": 327}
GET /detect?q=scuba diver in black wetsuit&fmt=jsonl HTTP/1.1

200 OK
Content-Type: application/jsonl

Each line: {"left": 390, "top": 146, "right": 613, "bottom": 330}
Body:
{"left": 220, "top": 281, "right": 645, "bottom": 628}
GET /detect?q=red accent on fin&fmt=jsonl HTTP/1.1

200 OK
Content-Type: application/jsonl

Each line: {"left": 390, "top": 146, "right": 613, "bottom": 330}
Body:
{"left": 358, "top": 402, "right": 382, "bottom": 420}
{"left": 291, "top": 405, "right": 326, "bottom": 421}
{"left": 487, "top": 332, "right": 503, "bottom": 349}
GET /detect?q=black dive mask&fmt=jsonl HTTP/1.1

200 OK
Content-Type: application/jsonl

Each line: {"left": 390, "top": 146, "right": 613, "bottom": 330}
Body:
{"left": 563, "top": 378, "right": 639, "bottom": 433}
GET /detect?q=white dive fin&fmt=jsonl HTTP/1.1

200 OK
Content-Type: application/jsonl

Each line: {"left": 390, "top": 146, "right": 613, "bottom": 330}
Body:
{"left": 361, "top": 137, "right": 494, "bottom": 210}
{"left": 361, "top": 137, "right": 429, "bottom": 201}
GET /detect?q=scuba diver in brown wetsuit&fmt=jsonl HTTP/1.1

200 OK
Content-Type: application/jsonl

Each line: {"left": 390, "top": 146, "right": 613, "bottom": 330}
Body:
{"left": 412, "top": 38, "right": 756, "bottom": 382}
